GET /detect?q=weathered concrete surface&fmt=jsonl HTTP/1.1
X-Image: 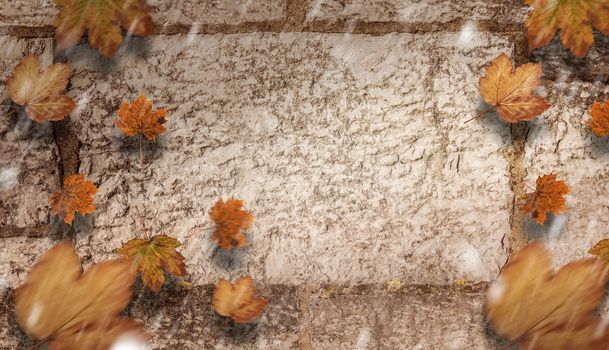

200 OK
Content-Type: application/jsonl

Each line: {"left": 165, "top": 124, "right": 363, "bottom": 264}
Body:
{"left": 0, "top": 36, "right": 60, "bottom": 238}
{"left": 63, "top": 32, "right": 513, "bottom": 286}
{"left": 523, "top": 38, "right": 609, "bottom": 267}
{"left": 307, "top": 0, "right": 528, "bottom": 24}
{"left": 0, "top": 0, "right": 285, "bottom": 28}
{"left": 308, "top": 284, "right": 496, "bottom": 349}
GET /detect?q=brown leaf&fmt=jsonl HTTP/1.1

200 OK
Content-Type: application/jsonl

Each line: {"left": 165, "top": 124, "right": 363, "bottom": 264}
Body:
{"left": 522, "top": 174, "right": 570, "bottom": 225}
{"left": 487, "top": 242, "right": 609, "bottom": 350}
{"left": 589, "top": 239, "right": 609, "bottom": 261}
{"left": 212, "top": 276, "right": 268, "bottom": 324}
{"left": 54, "top": 0, "right": 154, "bottom": 58}
{"left": 525, "top": 0, "right": 609, "bottom": 58}
{"left": 14, "top": 241, "right": 148, "bottom": 349}
{"left": 209, "top": 198, "right": 254, "bottom": 250}
{"left": 588, "top": 100, "right": 609, "bottom": 137}
{"left": 49, "top": 173, "right": 98, "bottom": 225}
{"left": 117, "top": 234, "right": 186, "bottom": 292}
{"left": 479, "top": 53, "right": 551, "bottom": 123}
{"left": 115, "top": 95, "right": 168, "bottom": 141}
{"left": 7, "top": 55, "right": 76, "bottom": 122}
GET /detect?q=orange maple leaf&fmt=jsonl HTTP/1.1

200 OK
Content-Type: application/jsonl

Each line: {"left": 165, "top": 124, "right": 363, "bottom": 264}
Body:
{"left": 115, "top": 95, "right": 168, "bottom": 141}
{"left": 209, "top": 198, "right": 254, "bottom": 250}
{"left": 479, "top": 53, "right": 551, "bottom": 123}
{"left": 50, "top": 174, "right": 98, "bottom": 225}
{"left": 525, "top": 0, "right": 609, "bottom": 58}
{"left": 116, "top": 234, "right": 186, "bottom": 292}
{"left": 15, "top": 242, "right": 148, "bottom": 349}
{"left": 212, "top": 276, "right": 268, "bottom": 324}
{"left": 588, "top": 100, "right": 609, "bottom": 137}
{"left": 53, "top": 0, "right": 154, "bottom": 58}
{"left": 7, "top": 55, "right": 76, "bottom": 123}
{"left": 487, "top": 242, "right": 609, "bottom": 349}
{"left": 522, "top": 174, "right": 570, "bottom": 225}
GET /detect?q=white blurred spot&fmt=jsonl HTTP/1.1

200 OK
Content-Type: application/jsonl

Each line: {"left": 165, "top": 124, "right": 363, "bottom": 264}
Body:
{"left": 187, "top": 22, "right": 200, "bottom": 44}
{"left": 75, "top": 87, "right": 92, "bottom": 115}
{"left": 546, "top": 213, "right": 568, "bottom": 240}
{"left": 487, "top": 277, "right": 506, "bottom": 304}
{"left": 0, "top": 277, "right": 6, "bottom": 292}
{"left": 457, "top": 22, "right": 476, "bottom": 48}
{"left": 110, "top": 334, "right": 150, "bottom": 350}
{"left": 27, "top": 303, "right": 43, "bottom": 328}
{"left": 595, "top": 318, "right": 609, "bottom": 338}
{"left": 355, "top": 327, "right": 370, "bottom": 350}
{"left": 454, "top": 240, "right": 489, "bottom": 280}
{"left": 0, "top": 167, "right": 19, "bottom": 190}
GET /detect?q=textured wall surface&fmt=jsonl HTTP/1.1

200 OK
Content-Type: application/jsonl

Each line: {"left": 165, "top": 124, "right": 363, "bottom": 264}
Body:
{"left": 0, "top": 0, "right": 606, "bottom": 349}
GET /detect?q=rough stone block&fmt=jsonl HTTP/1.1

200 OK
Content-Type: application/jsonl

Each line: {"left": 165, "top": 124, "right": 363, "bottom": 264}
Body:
{"left": 0, "top": 36, "right": 59, "bottom": 237}
{"left": 308, "top": 285, "right": 497, "bottom": 349}
{"left": 306, "top": 0, "right": 528, "bottom": 25}
{"left": 63, "top": 32, "right": 514, "bottom": 286}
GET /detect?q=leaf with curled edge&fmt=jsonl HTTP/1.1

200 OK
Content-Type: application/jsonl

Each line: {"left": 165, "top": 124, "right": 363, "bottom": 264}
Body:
{"left": 479, "top": 53, "right": 551, "bottom": 123}
{"left": 212, "top": 276, "right": 268, "bottom": 323}
{"left": 7, "top": 55, "right": 76, "bottom": 123}
{"left": 487, "top": 242, "right": 609, "bottom": 350}
{"left": 14, "top": 241, "right": 148, "bottom": 349}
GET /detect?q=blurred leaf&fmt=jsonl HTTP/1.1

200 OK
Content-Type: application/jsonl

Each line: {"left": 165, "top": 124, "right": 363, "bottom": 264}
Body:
{"left": 209, "top": 198, "right": 254, "bottom": 250}
{"left": 212, "top": 276, "right": 267, "bottom": 324}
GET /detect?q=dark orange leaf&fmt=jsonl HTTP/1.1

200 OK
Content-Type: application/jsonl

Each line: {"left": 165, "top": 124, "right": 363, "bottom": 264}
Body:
{"left": 589, "top": 239, "right": 609, "bottom": 261}
{"left": 117, "top": 234, "right": 186, "bottom": 292}
{"left": 479, "top": 53, "right": 550, "bottom": 123}
{"left": 209, "top": 198, "right": 254, "bottom": 250}
{"left": 49, "top": 173, "right": 97, "bottom": 225}
{"left": 588, "top": 100, "right": 609, "bottom": 137}
{"left": 54, "top": 0, "right": 154, "bottom": 58}
{"left": 7, "top": 55, "right": 76, "bottom": 122}
{"left": 115, "top": 95, "right": 168, "bottom": 141}
{"left": 525, "top": 0, "right": 609, "bottom": 58}
{"left": 522, "top": 174, "right": 570, "bottom": 225}
{"left": 212, "top": 276, "right": 267, "bottom": 323}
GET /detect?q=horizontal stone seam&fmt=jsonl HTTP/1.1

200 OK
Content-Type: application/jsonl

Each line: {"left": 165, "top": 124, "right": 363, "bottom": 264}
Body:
{"left": 1, "top": 20, "right": 526, "bottom": 39}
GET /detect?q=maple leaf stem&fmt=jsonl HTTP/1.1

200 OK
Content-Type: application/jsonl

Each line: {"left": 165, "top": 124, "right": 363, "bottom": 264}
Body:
{"left": 27, "top": 338, "right": 49, "bottom": 350}
{"left": 464, "top": 108, "right": 493, "bottom": 124}
{"left": 186, "top": 225, "right": 214, "bottom": 238}
{"left": 0, "top": 107, "right": 17, "bottom": 119}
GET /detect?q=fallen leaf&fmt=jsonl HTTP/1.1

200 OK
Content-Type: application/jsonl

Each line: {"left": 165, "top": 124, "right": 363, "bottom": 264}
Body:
{"left": 212, "top": 276, "right": 267, "bottom": 323}
{"left": 487, "top": 242, "right": 609, "bottom": 349}
{"left": 54, "top": 0, "right": 154, "bottom": 58}
{"left": 589, "top": 239, "right": 609, "bottom": 261}
{"left": 7, "top": 55, "right": 76, "bottom": 123}
{"left": 479, "top": 53, "right": 551, "bottom": 123}
{"left": 525, "top": 0, "right": 609, "bottom": 58}
{"left": 116, "top": 95, "right": 168, "bottom": 141}
{"left": 49, "top": 173, "right": 98, "bottom": 225}
{"left": 14, "top": 241, "right": 148, "bottom": 349}
{"left": 522, "top": 174, "right": 570, "bottom": 225}
{"left": 588, "top": 100, "right": 609, "bottom": 137}
{"left": 117, "top": 234, "right": 186, "bottom": 292}
{"left": 209, "top": 198, "right": 254, "bottom": 250}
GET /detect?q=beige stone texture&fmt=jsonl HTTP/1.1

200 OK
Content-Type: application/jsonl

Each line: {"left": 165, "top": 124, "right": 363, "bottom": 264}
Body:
{"left": 0, "top": 36, "right": 60, "bottom": 238}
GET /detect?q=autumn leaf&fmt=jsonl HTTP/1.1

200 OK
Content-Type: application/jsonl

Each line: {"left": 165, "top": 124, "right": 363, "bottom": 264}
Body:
{"left": 522, "top": 174, "right": 570, "bottom": 225}
{"left": 7, "top": 55, "right": 76, "bottom": 123}
{"left": 588, "top": 100, "right": 609, "bottom": 137}
{"left": 53, "top": 0, "right": 154, "bottom": 58}
{"left": 212, "top": 276, "right": 268, "bottom": 323}
{"left": 487, "top": 242, "right": 609, "bottom": 349}
{"left": 525, "top": 0, "right": 609, "bottom": 58}
{"left": 589, "top": 239, "right": 609, "bottom": 261}
{"left": 115, "top": 95, "right": 168, "bottom": 141}
{"left": 117, "top": 234, "right": 186, "bottom": 292}
{"left": 49, "top": 173, "right": 97, "bottom": 225}
{"left": 209, "top": 198, "right": 254, "bottom": 250}
{"left": 14, "top": 241, "right": 148, "bottom": 349}
{"left": 479, "top": 53, "right": 551, "bottom": 123}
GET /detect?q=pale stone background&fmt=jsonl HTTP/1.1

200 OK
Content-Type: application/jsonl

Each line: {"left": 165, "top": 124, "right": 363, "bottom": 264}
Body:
{"left": 1, "top": 0, "right": 608, "bottom": 349}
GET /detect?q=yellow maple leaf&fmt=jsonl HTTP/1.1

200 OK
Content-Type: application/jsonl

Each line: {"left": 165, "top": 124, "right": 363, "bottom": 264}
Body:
{"left": 49, "top": 173, "right": 98, "bottom": 225}
{"left": 116, "top": 234, "right": 186, "bottom": 292}
{"left": 479, "top": 53, "right": 551, "bottom": 123}
{"left": 212, "top": 276, "right": 268, "bottom": 324}
{"left": 525, "top": 0, "right": 609, "bottom": 58}
{"left": 115, "top": 95, "right": 168, "bottom": 141}
{"left": 209, "top": 198, "right": 254, "bottom": 250}
{"left": 487, "top": 242, "right": 609, "bottom": 349}
{"left": 53, "top": 0, "right": 154, "bottom": 58}
{"left": 7, "top": 55, "right": 76, "bottom": 123}
{"left": 15, "top": 241, "right": 148, "bottom": 349}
